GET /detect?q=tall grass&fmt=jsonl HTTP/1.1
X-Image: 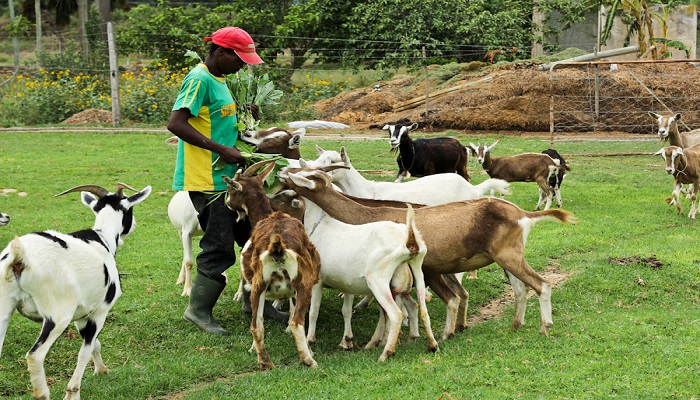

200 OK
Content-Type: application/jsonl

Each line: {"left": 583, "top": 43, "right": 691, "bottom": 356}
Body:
{"left": 0, "top": 130, "right": 698, "bottom": 399}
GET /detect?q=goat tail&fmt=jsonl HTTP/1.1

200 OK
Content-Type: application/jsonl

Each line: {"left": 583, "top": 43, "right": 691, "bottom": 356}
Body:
{"left": 527, "top": 209, "right": 577, "bottom": 225}
{"left": 404, "top": 205, "right": 425, "bottom": 257}
{"left": 480, "top": 178, "right": 512, "bottom": 196}
{"left": 268, "top": 234, "right": 286, "bottom": 259}
{"left": 1, "top": 237, "right": 25, "bottom": 282}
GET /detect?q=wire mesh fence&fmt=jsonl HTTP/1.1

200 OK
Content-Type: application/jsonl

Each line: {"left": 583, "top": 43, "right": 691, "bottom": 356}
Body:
{"left": 549, "top": 60, "right": 700, "bottom": 135}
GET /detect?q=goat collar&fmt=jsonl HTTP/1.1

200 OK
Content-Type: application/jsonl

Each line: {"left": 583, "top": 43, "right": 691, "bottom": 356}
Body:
{"left": 307, "top": 213, "right": 326, "bottom": 237}
{"left": 398, "top": 140, "right": 416, "bottom": 171}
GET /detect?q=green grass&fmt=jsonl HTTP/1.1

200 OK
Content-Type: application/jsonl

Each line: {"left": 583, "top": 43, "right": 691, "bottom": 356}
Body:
{"left": 0, "top": 130, "right": 699, "bottom": 399}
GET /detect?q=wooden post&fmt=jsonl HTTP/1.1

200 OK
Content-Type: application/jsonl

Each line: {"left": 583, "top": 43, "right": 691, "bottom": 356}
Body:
{"left": 423, "top": 46, "right": 429, "bottom": 119}
{"left": 107, "top": 22, "right": 121, "bottom": 127}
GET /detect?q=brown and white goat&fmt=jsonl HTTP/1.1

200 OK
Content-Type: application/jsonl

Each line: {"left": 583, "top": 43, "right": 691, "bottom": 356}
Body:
{"left": 655, "top": 144, "right": 700, "bottom": 218}
{"left": 469, "top": 141, "right": 560, "bottom": 210}
{"left": 649, "top": 112, "right": 700, "bottom": 148}
{"left": 240, "top": 127, "right": 305, "bottom": 159}
{"left": 278, "top": 168, "right": 575, "bottom": 340}
{"left": 384, "top": 123, "right": 470, "bottom": 182}
{"left": 223, "top": 160, "right": 321, "bottom": 370}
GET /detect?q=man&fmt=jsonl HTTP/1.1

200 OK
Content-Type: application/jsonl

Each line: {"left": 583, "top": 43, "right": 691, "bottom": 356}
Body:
{"left": 167, "top": 26, "right": 287, "bottom": 335}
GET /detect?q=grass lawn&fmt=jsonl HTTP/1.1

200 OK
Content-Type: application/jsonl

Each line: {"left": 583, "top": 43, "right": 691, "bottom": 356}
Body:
{"left": 0, "top": 129, "right": 698, "bottom": 399}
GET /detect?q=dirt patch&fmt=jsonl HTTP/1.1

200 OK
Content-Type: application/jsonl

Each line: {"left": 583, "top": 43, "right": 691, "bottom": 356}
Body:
{"left": 466, "top": 265, "right": 570, "bottom": 327}
{"left": 608, "top": 255, "right": 665, "bottom": 269}
{"left": 62, "top": 108, "right": 113, "bottom": 124}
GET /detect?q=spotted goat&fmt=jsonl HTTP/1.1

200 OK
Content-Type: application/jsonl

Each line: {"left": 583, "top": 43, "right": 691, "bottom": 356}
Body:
{"left": 0, "top": 183, "right": 151, "bottom": 400}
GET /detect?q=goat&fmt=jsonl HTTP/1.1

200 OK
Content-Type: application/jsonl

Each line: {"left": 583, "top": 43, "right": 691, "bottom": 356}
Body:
{"left": 0, "top": 212, "right": 9, "bottom": 226}
{"left": 167, "top": 191, "right": 203, "bottom": 297}
{"left": 277, "top": 168, "right": 575, "bottom": 340}
{"left": 166, "top": 133, "right": 301, "bottom": 297}
{"left": 542, "top": 149, "right": 571, "bottom": 208}
{"left": 655, "top": 144, "right": 700, "bottom": 218}
{"left": 268, "top": 189, "right": 431, "bottom": 341}
{"left": 271, "top": 172, "right": 437, "bottom": 361}
{"left": 240, "top": 127, "right": 305, "bottom": 159}
{"left": 469, "top": 141, "right": 560, "bottom": 210}
{"left": 222, "top": 159, "right": 321, "bottom": 370}
{"left": 383, "top": 123, "right": 470, "bottom": 182}
{"left": 302, "top": 145, "right": 510, "bottom": 280}
{"left": 306, "top": 145, "right": 509, "bottom": 206}
{"left": 0, "top": 183, "right": 151, "bottom": 400}
{"left": 649, "top": 112, "right": 700, "bottom": 148}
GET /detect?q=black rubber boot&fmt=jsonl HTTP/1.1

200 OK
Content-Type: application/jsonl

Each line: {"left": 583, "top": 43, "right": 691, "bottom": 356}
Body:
{"left": 241, "top": 285, "right": 290, "bottom": 324}
{"left": 184, "top": 274, "right": 229, "bottom": 335}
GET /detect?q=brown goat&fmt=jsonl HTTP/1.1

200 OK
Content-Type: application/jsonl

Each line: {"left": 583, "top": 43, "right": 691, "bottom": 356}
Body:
{"left": 223, "top": 160, "right": 321, "bottom": 370}
{"left": 655, "top": 144, "right": 700, "bottom": 218}
{"left": 278, "top": 168, "right": 575, "bottom": 340}
{"left": 469, "top": 141, "right": 560, "bottom": 210}
{"left": 649, "top": 112, "right": 700, "bottom": 149}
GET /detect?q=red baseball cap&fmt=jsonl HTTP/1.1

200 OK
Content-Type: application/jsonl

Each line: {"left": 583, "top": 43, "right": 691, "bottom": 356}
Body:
{"left": 204, "top": 27, "right": 264, "bottom": 65}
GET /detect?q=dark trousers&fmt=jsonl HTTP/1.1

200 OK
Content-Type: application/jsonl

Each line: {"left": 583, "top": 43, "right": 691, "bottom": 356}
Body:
{"left": 189, "top": 191, "right": 251, "bottom": 284}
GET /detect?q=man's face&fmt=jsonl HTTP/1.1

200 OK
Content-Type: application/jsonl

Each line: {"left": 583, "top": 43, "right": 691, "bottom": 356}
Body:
{"left": 219, "top": 48, "right": 247, "bottom": 75}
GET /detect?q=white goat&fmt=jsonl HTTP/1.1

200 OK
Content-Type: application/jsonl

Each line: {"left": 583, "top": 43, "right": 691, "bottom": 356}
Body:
{"left": 469, "top": 141, "right": 560, "bottom": 210}
{"left": 167, "top": 191, "right": 203, "bottom": 296}
{"left": 277, "top": 169, "right": 438, "bottom": 361}
{"left": 0, "top": 183, "right": 151, "bottom": 400}
{"left": 302, "top": 145, "right": 510, "bottom": 282}
{"left": 0, "top": 212, "right": 9, "bottom": 226}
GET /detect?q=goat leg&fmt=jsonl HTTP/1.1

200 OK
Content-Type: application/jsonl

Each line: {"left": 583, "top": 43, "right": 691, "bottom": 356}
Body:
{"left": 249, "top": 287, "right": 274, "bottom": 370}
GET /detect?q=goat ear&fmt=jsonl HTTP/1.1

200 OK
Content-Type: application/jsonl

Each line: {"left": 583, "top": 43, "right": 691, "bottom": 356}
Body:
{"left": 315, "top": 144, "right": 325, "bottom": 154}
{"left": 649, "top": 111, "right": 661, "bottom": 119}
{"left": 675, "top": 113, "right": 682, "bottom": 121}
{"left": 288, "top": 134, "right": 302, "bottom": 149}
{"left": 487, "top": 141, "right": 499, "bottom": 151}
{"left": 165, "top": 136, "right": 179, "bottom": 146}
{"left": 292, "top": 128, "right": 306, "bottom": 137}
{"left": 81, "top": 192, "right": 97, "bottom": 207}
{"left": 124, "top": 186, "right": 152, "bottom": 206}
{"left": 256, "top": 158, "right": 278, "bottom": 183}
{"left": 340, "top": 146, "right": 350, "bottom": 164}
{"left": 654, "top": 148, "right": 665, "bottom": 156}
{"left": 382, "top": 124, "right": 390, "bottom": 130}
{"left": 408, "top": 122, "right": 418, "bottom": 130}
{"left": 288, "top": 173, "right": 316, "bottom": 190}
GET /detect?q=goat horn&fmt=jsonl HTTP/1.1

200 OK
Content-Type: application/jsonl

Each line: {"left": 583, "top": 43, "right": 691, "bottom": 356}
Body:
{"left": 115, "top": 182, "right": 137, "bottom": 197}
{"left": 242, "top": 158, "right": 279, "bottom": 176}
{"left": 319, "top": 163, "right": 349, "bottom": 172}
{"left": 53, "top": 184, "right": 109, "bottom": 198}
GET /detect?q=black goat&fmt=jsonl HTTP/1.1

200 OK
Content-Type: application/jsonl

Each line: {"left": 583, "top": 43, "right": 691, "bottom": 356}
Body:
{"left": 542, "top": 149, "right": 571, "bottom": 208}
{"left": 383, "top": 122, "right": 469, "bottom": 182}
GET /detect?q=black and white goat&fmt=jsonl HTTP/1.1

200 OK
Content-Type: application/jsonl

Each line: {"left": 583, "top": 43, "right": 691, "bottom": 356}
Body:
{"left": 383, "top": 123, "right": 470, "bottom": 182}
{"left": 0, "top": 183, "right": 151, "bottom": 400}
{"left": 0, "top": 212, "right": 9, "bottom": 226}
{"left": 542, "top": 149, "right": 571, "bottom": 208}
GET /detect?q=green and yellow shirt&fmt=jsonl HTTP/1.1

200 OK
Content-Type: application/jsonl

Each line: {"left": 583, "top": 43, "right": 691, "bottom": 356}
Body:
{"left": 171, "top": 63, "right": 239, "bottom": 191}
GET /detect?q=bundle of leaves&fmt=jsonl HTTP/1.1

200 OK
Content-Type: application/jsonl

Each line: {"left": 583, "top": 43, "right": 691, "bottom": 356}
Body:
{"left": 226, "top": 70, "right": 283, "bottom": 133}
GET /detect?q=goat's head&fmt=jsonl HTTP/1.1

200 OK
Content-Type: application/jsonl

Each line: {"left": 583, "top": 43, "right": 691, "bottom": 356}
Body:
{"left": 222, "top": 158, "right": 278, "bottom": 220}
{"left": 0, "top": 212, "right": 9, "bottom": 226}
{"left": 468, "top": 141, "right": 498, "bottom": 164}
{"left": 649, "top": 112, "right": 681, "bottom": 141}
{"left": 655, "top": 146, "right": 685, "bottom": 175}
{"left": 383, "top": 123, "right": 418, "bottom": 149}
{"left": 53, "top": 182, "right": 152, "bottom": 243}
{"left": 267, "top": 189, "right": 306, "bottom": 221}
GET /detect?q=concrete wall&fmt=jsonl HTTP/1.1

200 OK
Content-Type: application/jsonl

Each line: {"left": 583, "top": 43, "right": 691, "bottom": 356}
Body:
{"left": 542, "top": 5, "right": 697, "bottom": 60}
